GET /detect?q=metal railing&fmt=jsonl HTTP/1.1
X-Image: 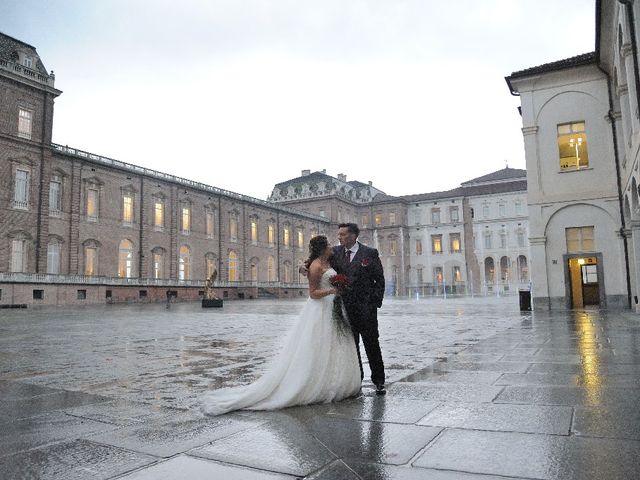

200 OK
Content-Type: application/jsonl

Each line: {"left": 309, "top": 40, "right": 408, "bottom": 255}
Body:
{"left": 0, "top": 272, "right": 308, "bottom": 289}
{"left": 51, "top": 144, "right": 329, "bottom": 222}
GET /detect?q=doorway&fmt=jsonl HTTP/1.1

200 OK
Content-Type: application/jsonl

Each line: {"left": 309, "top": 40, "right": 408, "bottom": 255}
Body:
{"left": 567, "top": 256, "right": 600, "bottom": 308}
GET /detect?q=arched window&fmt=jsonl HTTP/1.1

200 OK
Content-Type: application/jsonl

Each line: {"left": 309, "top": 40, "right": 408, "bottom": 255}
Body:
{"left": 268, "top": 256, "right": 276, "bottom": 282}
{"left": 250, "top": 258, "right": 258, "bottom": 282}
{"left": 83, "top": 239, "right": 100, "bottom": 276}
{"left": 152, "top": 247, "right": 165, "bottom": 279}
{"left": 283, "top": 261, "right": 292, "bottom": 283}
{"left": 47, "top": 240, "right": 60, "bottom": 274}
{"left": 484, "top": 257, "right": 495, "bottom": 284}
{"left": 179, "top": 245, "right": 191, "bottom": 280}
{"left": 10, "top": 233, "right": 29, "bottom": 272}
{"left": 205, "top": 253, "right": 217, "bottom": 279}
{"left": 228, "top": 251, "right": 238, "bottom": 281}
{"left": 118, "top": 239, "right": 134, "bottom": 278}
{"left": 517, "top": 255, "right": 529, "bottom": 282}
{"left": 500, "top": 256, "right": 510, "bottom": 282}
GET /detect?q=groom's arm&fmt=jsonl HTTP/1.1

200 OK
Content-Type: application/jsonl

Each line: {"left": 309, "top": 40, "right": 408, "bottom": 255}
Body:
{"left": 369, "top": 248, "right": 385, "bottom": 307}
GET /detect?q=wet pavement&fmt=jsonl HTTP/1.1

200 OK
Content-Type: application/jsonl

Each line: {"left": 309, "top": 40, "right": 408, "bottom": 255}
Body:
{"left": 0, "top": 297, "right": 639, "bottom": 479}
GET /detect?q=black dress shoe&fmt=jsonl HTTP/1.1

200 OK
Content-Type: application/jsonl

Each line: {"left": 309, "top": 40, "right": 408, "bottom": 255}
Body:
{"left": 375, "top": 384, "right": 386, "bottom": 395}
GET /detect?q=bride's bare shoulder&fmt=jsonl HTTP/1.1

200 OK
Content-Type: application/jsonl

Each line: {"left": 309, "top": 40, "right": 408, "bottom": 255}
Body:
{"left": 308, "top": 259, "right": 328, "bottom": 276}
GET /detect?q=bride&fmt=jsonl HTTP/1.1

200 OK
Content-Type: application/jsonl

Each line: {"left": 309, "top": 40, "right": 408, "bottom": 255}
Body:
{"left": 201, "top": 235, "right": 362, "bottom": 416}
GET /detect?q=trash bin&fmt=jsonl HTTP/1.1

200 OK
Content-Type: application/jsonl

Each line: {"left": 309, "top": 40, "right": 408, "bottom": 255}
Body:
{"left": 519, "top": 289, "right": 532, "bottom": 311}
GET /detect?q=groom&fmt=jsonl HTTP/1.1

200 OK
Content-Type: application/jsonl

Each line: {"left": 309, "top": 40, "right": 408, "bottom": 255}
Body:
{"left": 331, "top": 223, "right": 386, "bottom": 394}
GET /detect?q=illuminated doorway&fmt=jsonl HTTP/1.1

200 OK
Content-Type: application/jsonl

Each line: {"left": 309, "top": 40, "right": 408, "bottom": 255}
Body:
{"left": 565, "top": 255, "right": 602, "bottom": 308}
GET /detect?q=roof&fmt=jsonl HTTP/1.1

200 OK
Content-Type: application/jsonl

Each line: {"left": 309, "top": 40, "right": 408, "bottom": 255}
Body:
{"left": 507, "top": 52, "right": 597, "bottom": 80}
{"left": 461, "top": 167, "right": 526, "bottom": 186}
{"left": 462, "top": 180, "right": 528, "bottom": 197}
{"left": 0, "top": 32, "right": 48, "bottom": 75}
{"left": 274, "top": 171, "right": 335, "bottom": 188}
{"left": 401, "top": 187, "right": 464, "bottom": 203}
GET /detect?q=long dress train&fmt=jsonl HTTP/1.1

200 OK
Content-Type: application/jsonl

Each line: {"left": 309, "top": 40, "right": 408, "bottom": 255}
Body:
{"left": 201, "top": 268, "right": 361, "bottom": 416}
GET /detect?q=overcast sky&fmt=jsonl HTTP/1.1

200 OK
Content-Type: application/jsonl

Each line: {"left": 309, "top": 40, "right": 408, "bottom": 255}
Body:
{"left": 1, "top": 0, "right": 595, "bottom": 199}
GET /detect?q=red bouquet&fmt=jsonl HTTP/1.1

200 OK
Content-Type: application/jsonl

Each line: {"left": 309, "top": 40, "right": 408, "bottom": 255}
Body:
{"left": 329, "top": 274, "right": 351, "bottom": 292}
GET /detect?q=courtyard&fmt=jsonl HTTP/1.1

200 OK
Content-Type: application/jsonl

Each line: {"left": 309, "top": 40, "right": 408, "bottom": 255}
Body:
{"left": 1, "top": 297, "right": 639, "bottom": 479}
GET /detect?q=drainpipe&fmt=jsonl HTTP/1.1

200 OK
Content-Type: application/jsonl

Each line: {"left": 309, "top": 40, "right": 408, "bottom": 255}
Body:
{"left": 598, "top": 64, "right": 633, "bottom": 308}
{"left": 619, "top": 1, "right": 640, "bottom": 114}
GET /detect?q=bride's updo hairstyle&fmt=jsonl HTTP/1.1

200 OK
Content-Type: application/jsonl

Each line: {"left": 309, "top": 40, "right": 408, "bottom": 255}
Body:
{"left": 304, "top": 235, "right": 329, "bottom": 269}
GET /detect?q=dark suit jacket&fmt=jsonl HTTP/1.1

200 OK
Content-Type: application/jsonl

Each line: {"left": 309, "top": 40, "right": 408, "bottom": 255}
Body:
{"left": 331, "top": 242, "right": 385, "bottom": 309}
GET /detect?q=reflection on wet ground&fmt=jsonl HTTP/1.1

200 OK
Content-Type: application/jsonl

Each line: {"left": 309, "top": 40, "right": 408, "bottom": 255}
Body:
{"left": 1, "top": 298, "right": 640, "bottom": 479}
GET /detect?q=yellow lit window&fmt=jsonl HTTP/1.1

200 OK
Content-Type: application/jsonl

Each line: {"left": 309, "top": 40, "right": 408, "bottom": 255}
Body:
{"left": 375, "top": 213, "right": 382, "bottom": 227}
{"left": 268, "top": 224, "right": 275, "bottom": 245}
{"left": 558, "top": 122, "right": 588, "bottom": 170}
{"left": 154, "top": 201, "right": 163, "bottom": 228}
{"left": 251, "top": 221, "right": 258, "bottom": 244}
{"left": 450, "top": 234, "right": 461, "bottom": 253}
{"left": 206, "top": 211, "right": 215, "bottom": 238}
{"left": 123, "top": 195, "right": 133, "bottom": 224}
{"left": 182, "top": 206, "right": 191, "bottom": 233}
{"left": 432, "top": 235, "right": 442, "bottom": 254}
{"left": 297, "top": 230, "right": 304, "bottom": 250}
{"left": 283, "top": 227, "right": 290, "bottom": 247}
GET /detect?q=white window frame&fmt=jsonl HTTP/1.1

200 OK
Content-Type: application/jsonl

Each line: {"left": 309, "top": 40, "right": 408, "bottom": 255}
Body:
{"left": 18, "top": 108, "right": 33, "bottom": 140}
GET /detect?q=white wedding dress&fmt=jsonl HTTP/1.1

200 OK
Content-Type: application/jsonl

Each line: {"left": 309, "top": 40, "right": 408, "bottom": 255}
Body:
{"left": 201, "top": 268, "right": 362, "bottom": 416}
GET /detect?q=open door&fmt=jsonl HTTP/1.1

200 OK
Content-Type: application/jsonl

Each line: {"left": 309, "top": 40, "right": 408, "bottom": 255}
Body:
{"left": 568, "top": 256, "right": 599, "bottom": 308}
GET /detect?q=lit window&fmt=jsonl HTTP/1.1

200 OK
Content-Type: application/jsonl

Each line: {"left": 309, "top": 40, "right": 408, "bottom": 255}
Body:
{"left": 118, "top": 239, "right": 134, "bottom": 278}
{"left": 450, "top": 233, "right": 461, "bottom": 253}
{"left": 154, "top": 201, "right": 164, "bottom": 230}
{"left": 49, "top": 177, "right": 62, "bottom": 216}
{"left": 251, "top": 220, "right": 258, "bottom": 244}
{"left": 268, "top": 223, "right": 275, "bottom": 246}
{"left": 431, "top": 208, "right": 440, "bottom": 224}
{"left": 11, "top": 239, "right": 26, "bottom": 272}
{"left": 283, "top": 226, "right": 290, "bottom": 247}
{"left": 179, "top": 245, "right": 191, "bottom": 280}
{"left": 84, "top": 247, "right": 97, "bottom": 276}
{"left": 123, "top": 194, "right": 133, "bottom": 224}
{"left": 181, "top": 205, "right": 191, "bottom": 234}
{"left": 87, "top": 188, "right": 98, "bottom": 221}
{"left": 389, "top": 212, "right": 396, "bottom": 225}
{"left": 450, "top": 206, "right": 459, "bottom": 223}
{"left": 47, "top": 241, "right": 60, "bottom": 274}
{"left": 228, "top": 251, "right": 238, "bottom": 281}
{"left": 297, "top": 229, "right": 304, "bottom": 250}
{"left": 375, "top": 213, "right": 382, "bottom": 227}
{"left": 432, "top": 235, "right": 442, "bottom": 254}
{"left": 416, "top": 238, "right": 423, "bottom": 256}
{"left": 18, "top": 109, "right": 32, "bottom": 139}
{"left": 14, "top": 169, "right": 29, "bottom": 209}
{"left": 566, "top": 226, "right": 594, "bottom": 253}
{"left": 558, "top": 122, "right": 589, "bottom": 170}
{"left": 207, "top": 211, "right": 215, "bottom": 238}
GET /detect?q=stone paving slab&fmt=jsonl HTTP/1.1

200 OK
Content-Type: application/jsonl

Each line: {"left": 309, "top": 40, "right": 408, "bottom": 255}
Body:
{"left": 430, "top": 360, "right": 531, "bottom": 373}
{"left": 494, "top": 385, "right": 640, "bottom": 406}
{"left": 88, "top": 411, "right": 261, "bottom": 458}
{"left": 190, "top": 416, "right": 337, "bottom": 477}
{"left": 118, "top": 455, "right": 296, "bottom": 479}
{"left": 397, "top": 370, "right": 503, "bottom": 385}
{"left": 387, "top": 382, "right": 504, "bottom": 403}
{"left": 417, "top": 402, "right": 573, "bottom": 435}
{"left": 0, "top": 388, "right": 111, "bottom": 422}
{"left": 0, "top": 411, "right": 120, "bottom": 458}
{"left": 0, "top": 439, "right": 157, "bottom": 480}
{"left": 573, "top": 403, "right": 640, "bottom": 440}
{"left": 324, "top": 396, "right": 440, "bottom": 424}
{"left": 413, "top": 428, "right": 640, "bottom": 480}
{"left": 64, "top": 399, "right": 177, "bottom": 426}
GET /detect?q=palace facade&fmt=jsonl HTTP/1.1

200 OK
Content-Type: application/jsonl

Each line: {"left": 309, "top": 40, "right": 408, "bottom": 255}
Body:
{"left": 0, "top": 32, "right": 530, "bottom": 306}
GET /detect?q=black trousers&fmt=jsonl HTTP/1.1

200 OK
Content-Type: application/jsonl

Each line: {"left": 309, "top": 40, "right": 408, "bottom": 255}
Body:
{"left": 345, "top": 303, "right": 385, "bottom": 386}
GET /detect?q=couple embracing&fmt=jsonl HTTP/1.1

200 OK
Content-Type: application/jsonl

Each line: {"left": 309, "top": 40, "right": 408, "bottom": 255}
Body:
{"left": 202, "top": 223, "right": 386, "bottom": 416}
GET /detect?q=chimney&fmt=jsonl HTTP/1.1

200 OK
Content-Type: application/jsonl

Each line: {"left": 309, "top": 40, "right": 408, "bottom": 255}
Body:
{"left": 321, "top": 169, "right": 326, "bottom": 174}
{"left": 368, "top": 181, "right": 372, "bottom": 186}
{"left": 301, "top": 169, "right": 311, "bottom": 176}
{"left": 338, "top": 173, "right": 347, "bottom": 182}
